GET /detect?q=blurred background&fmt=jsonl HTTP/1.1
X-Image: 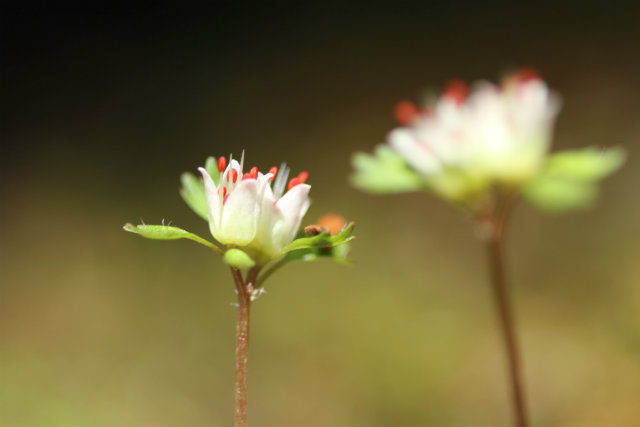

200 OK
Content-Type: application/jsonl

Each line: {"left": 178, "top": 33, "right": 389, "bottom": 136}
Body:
{"left": 2, "top": 1, "right": 639, "bottom": 425}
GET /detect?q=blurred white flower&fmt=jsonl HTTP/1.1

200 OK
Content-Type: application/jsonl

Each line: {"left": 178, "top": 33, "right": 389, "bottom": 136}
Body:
{"left": 199, "top": 154, "right": 310, "bottom": 262}
{"left": 388, "top": 69, "right": 561, "bottom": 196}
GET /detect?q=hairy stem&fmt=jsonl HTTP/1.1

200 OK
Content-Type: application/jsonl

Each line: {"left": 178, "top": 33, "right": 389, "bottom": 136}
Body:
{"left": 230, "top": 267, "right": 252, "bottom": 427}
{"left": 485, "top": 215, "right": 529, "bottom": 427}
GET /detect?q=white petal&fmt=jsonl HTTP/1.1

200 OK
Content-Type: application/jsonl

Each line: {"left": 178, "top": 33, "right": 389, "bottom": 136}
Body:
{"left": 218, "top": 178, "right": 260, "bottom": 245}
{"left": 388, "top": 128, "right": 441, "bottom": 174}
{"left": 271, "top": 184, "right": 311, "bottom": 251}
{"left": 251, "top": 178, "right": 282, "bottom": 258}
{"left": 198, "top": 167, "right": 221, "bottom": 237}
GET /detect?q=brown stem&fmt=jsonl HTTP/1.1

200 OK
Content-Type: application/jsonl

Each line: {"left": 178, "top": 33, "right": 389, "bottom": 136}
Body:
{"left": 485, "top": 216, "right": 529, "bottom": 427}
{"left": 230, "top": 267, "right": 252, "bottom": 427}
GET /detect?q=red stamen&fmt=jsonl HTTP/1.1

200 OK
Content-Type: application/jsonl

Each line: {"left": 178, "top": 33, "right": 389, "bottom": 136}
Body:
{"left": 223, "top": 194, "right": 229, "bottom": 204}
{"left": 250, "top": 166, "right": 258, "bottom": 179}
{"left": 225, "top": 170, "right": 230, "bottom": 181}
{"left": 231, "top": 169, "right": 238, "bottom": 183}
{"left": 269, "top": 166, "right": 277, "bottom": 181}
{"left": 222, "top": 187, "right": 227, "bottom": 198}
{"left": 394, "top": 100, "right": 420, "bottom": 125}
{"left": 287, "top": 177, "right": 300, "bottom": 190}
{"left": 513, "top": 67, "right": 540, "bottom": 84}
{"left": 218, "top": 156, "right": 227, "bottom": 172}
{"left": 298, "top": 171, "right": 309, "bottom": 183}
{"left": 242, "top": 172, "right": 251, "bottom": 180}
{"left": 443, "top": 79, "right": 469, "bottom": 105}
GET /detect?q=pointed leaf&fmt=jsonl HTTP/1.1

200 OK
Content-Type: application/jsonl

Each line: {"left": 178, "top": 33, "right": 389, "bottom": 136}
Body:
{"left": 123, "top": 223, "right": 222, "bottom": 253}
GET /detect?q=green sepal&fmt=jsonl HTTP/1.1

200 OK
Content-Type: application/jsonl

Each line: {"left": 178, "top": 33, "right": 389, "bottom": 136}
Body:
{"left": 224, "top": 248, "right": 256, "bottom": 269}
{"left": 179, "top": 172, "right": 209, "bottom": 221}
{"left": 123, "top": 223, "right": 222, "bottom": 253}
{"left": 351, "top": 145, "right": 425, "bottom": 193}
{"left": 523, "top": 147, "right": 626, "bottom": 212}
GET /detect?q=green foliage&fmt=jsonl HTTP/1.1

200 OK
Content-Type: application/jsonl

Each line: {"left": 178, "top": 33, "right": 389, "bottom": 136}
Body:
{"left": 123, "top": 223, "right": 222, "bottom": 253}
{"left": 351, "top": 145, "right": 425, "bottom": 193}
{"left": 204, "top": 156, "right": 220, "bottom": 181}
{"left": 224, "top": 248, "right": 256, "bottom": 269}
{"left": 179, "top": 156, "right": 218, "bottom": 221}
{"left": 281, "top": 222, "right": 355, "bottom": 253}
{"left": 179, "top": 172, "right": 208, "bottom": 221}
{"left": 258, "top": 223, "right": 355, "bottom": 286}
{"left": 523, "top": 147, "right": 626, "bottom": 212}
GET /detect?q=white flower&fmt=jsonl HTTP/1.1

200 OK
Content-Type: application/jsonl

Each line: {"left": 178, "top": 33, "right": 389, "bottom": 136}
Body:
{"left": 388, "top": 70, "right": 561, "bottom": 195}
{"left": 198, "top": 153, "right": 311, "bottom": 262}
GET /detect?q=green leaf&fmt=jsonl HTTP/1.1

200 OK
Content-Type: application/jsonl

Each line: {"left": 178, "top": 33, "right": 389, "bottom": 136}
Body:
{"left": 257, "top": 223, "right": 355, "bottom": 286}
{"left": 204, "top": 156, "right": 220, "bottom": 182}
{"left": 351, "top": 145, "right": 425, "bottom": 193}
{"left": 544, "top": 147, "right": 626, "bottom": 181}
{"left": 523, "top": 146, "right": 626, "bottom": 212}
{"left": 523, "top": 177, "right": 599, "bottom": 212}
{"left": 179, "top": 172, "right": 209, "bottom": 221}
{"left": 123, "top": 223, "right": 222, "bottom": 253}
{"left": 280, "top": 222, "right": 355, "bottom": 253}
{"left": 224, "top": 248, "right": 256, "bottom": 269}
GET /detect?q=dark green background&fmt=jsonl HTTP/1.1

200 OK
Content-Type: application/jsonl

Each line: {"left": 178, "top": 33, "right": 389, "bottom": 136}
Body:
{"left": 2, "top": 2, "right": 639, "bottom": 425}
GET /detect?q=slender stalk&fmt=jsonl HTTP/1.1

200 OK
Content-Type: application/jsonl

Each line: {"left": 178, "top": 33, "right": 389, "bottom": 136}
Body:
{"left": 230, "top": 267, "right": 253, "bottom": 427}
{"left": 485, "top": 213, "right": 529, "bottom": 427}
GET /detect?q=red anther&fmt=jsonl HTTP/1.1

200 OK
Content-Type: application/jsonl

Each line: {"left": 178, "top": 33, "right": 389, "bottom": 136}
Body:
{"left": 250, "top": 166, "right": 258, "bottom": 178}
{"left": 297, "top": 171, "right": 309, "bottom": 183}
{"left": 231, "top": 169, "right": 238, "bottom": 183}
{"left": 225, "top": 170, "right": 230, "bottom": 181}
{"left": 223, "top": 194, "right": 229, "bottom": 204}
{"left": 287, "top": 177, "right": 300, "bottom": 190}
{"left": 513, "top": 67, "right": 540, "bottom": 84}
{"left": 218, "top": 156, "right": 227, "bottom": 172}
{"left": 269, "top": 166, "right": 277, "bottom": 176}
{"left": 394, "top": 100, "right": 420, "bottom": 125}
{"left": 443, "top": 79, "right": 469, "bottom": 105}
{"left": 242, "top": 173, "right": 251, "bottom": 180}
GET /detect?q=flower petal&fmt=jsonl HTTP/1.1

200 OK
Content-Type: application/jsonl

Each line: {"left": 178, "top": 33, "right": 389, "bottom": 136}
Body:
{"left": 388, "top": 128, "right": 441, "bottom": 175}
{"left": 218, "top": 178, "right": 260, "bottom": 245}
{"left": 250, "top": 176, "right": 282, "bottom": 258}
{"left": 271, "top": 183, "right": 311, "bottom": 252}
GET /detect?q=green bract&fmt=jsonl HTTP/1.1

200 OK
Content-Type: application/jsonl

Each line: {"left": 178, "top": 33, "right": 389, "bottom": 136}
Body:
{"left": 523, "top": 147, "right": 626, "bottom": 212}
{"left": 351, "top": 145, "right": 425, "bottom": 193}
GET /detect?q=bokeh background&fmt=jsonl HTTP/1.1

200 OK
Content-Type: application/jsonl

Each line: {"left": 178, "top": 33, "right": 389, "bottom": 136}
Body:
{"left": 2, "top": 1, "right": 639, "bottom": 425}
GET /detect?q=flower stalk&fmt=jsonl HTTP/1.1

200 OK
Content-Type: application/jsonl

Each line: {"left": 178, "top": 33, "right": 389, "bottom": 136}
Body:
{"left": 480, "top": 200, "right": 528, "bottom": 427}
{"left": 230, "top": 267, "right": 256, "bottom": 427}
